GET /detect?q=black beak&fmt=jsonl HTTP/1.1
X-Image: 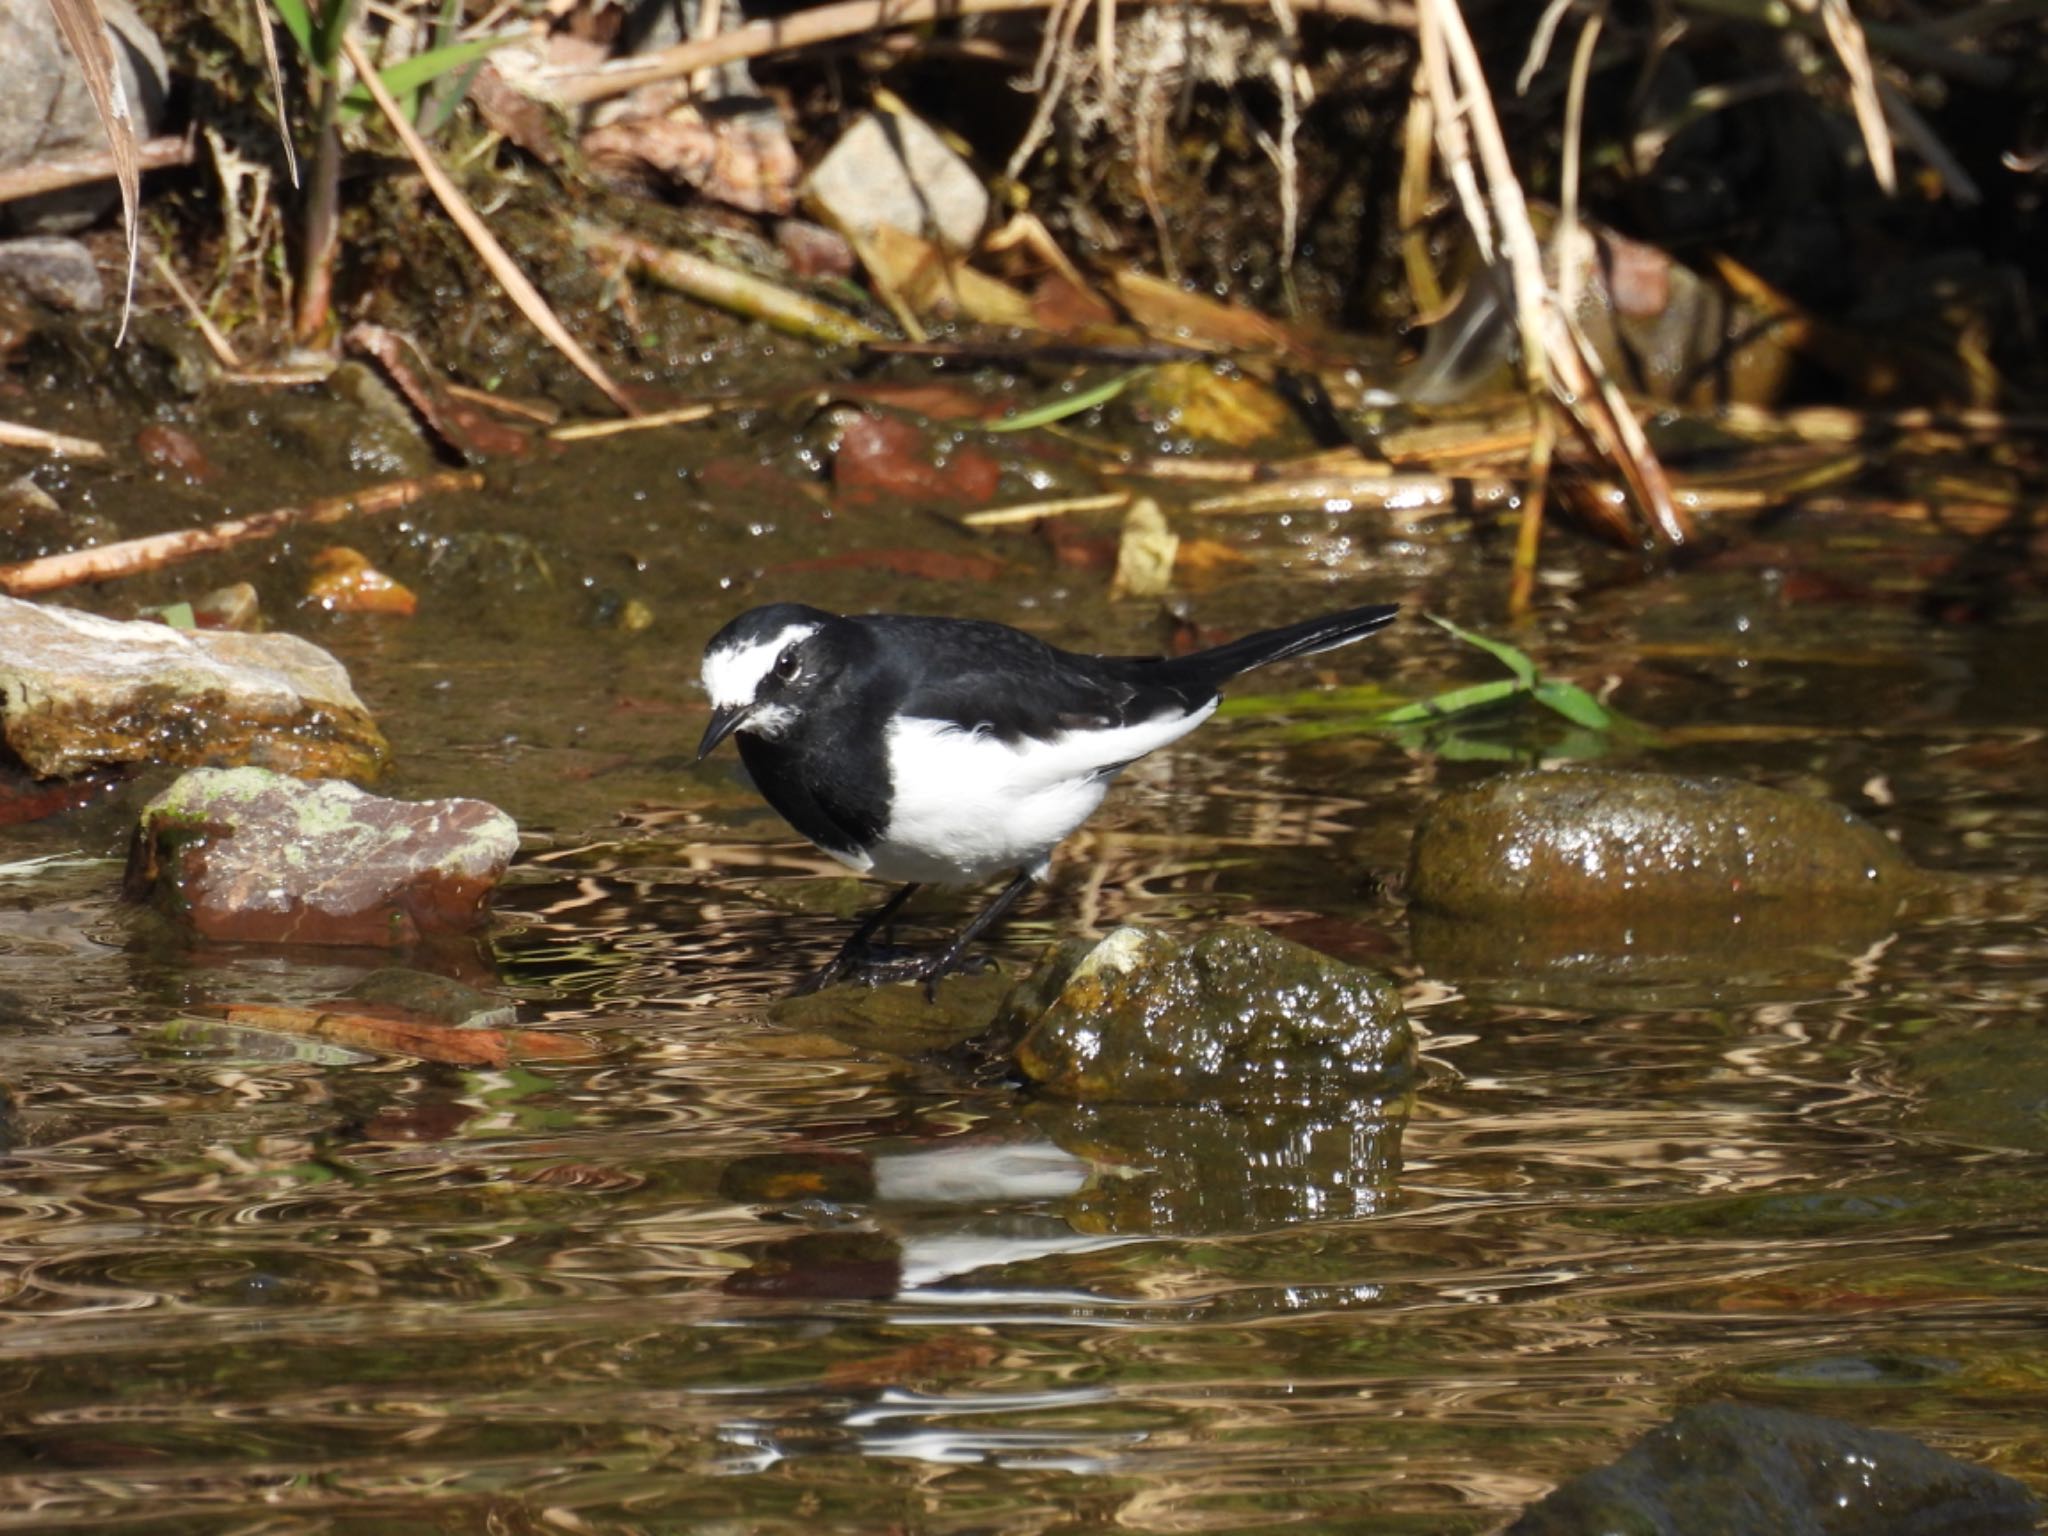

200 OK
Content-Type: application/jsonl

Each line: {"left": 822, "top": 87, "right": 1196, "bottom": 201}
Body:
{"left": 696, "top": 703, "right": 749, "bottom": 761}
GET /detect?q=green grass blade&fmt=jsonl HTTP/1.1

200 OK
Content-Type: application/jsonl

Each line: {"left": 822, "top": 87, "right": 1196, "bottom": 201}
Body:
{"left": 1426, "top": 612, "right": 1538, "bottom": 688}
{"left": 312, "top": 0, "right": 357, "bottom": 70}
{"left": 340, "top": 35, "right": 511, "bottom": 121}
{"left": 1532, "top": 679, "right": 1614, "bottom": 730}
{"left": 270, "top": 0, "right": 315, "bottom": 64}
{"left": 1373, "top": 678, "right": 1524, "bottom": 725}
{"left": 986, "top": 369, "right": 1147, "bottom": 433}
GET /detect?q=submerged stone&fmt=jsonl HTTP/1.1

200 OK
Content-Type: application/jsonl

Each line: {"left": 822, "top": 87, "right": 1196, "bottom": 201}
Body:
{"left": 1408, "top": 767, "right": 1930, "bottom": 1005}
{"left": 1506, "top": 1401, "right": 2040, "bottom": 1536}
{"left": 126, "top": 767, "right": 518, "bottom": 946}
{"left": 0, "top": 595, "right": 389, "bottom": 781}
{"left": 1009, "top": 925, "right": 1413, "bottom": 1105}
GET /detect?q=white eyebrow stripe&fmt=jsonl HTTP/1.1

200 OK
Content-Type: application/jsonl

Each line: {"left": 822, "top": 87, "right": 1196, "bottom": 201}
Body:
{"left": 701, "top": 623, "right": 820, "bottom": 708}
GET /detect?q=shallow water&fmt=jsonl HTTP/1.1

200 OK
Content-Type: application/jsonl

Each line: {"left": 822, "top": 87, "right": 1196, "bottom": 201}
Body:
{"left": 4, "top": 401, "right": 2048, "bottom": 1532}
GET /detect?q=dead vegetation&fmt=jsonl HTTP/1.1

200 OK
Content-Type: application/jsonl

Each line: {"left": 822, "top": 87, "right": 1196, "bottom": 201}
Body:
{"left": 6, "top": 0, "right": 2044, "bottom": 610}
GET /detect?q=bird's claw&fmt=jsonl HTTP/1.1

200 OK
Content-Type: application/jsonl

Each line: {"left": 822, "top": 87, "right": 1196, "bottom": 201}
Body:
{"left": 791, "top": 944, "right": 993, "bottom": 1000}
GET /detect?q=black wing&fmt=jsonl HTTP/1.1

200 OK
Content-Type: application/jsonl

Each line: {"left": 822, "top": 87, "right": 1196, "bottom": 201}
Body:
{"left": 864, "top": 616, "right": 1199, "bottom": 744}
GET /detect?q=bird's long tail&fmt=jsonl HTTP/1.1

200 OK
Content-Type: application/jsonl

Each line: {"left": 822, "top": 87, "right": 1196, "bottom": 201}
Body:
{"left": 1159, "top": 603, "right": 1399, "bottom": 694}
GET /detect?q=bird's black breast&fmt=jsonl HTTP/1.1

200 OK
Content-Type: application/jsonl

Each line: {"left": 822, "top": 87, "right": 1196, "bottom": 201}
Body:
{"left": 734, "top": 698, "right": 893, "bottom": 860}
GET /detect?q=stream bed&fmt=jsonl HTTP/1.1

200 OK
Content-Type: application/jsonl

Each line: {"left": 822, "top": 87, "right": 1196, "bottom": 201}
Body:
{"left": 3, "top": 391, "right": 2047, "bottom": 1533}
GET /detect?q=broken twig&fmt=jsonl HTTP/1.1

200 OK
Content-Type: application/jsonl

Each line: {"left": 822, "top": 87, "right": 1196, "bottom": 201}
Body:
{"left": 0, "top": 134, "right": 192, "bottom": 204}
{"left": 0, "top": 421, "right": 107, "bottom": 460}
{"left": 0, "top": 470, "right": 483, "bottom": 596}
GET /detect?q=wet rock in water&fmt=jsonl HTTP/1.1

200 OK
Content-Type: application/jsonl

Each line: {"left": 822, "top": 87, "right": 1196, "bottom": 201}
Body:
{"left": 1409, "top": 768, "right": 1929, "bottom": 1006}
{"left": 773, "top": 966, "right": 1017, "bottom": 1060}
{"left": 0, "top": 595, "right": 389, "bottom": 781}
{"left": 266, "top": 369, "right": 436, "bottom": 479}
{"left": 127, "top": 767, "right": 518, "bottom": 946}
{"left": 134, "top": 423, "right": 214, "bottom": 482}
{"left": 0, "top": 477, "right": 116, "bottom": 562}
{"left": 1008, "top": 925, "right": 1413, "bottom": 1105}
{"left": 804, "top": 108, "right": 989, "bottom": 254}
{"left": 1506, "top": 1401, "right": 2040, "bottom": 1536}
{"left": 191, "top": 582, "right": 262, "bottom": 633}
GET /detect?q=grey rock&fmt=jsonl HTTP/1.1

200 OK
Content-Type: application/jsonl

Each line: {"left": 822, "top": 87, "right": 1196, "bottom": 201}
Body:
{"left": 0, "top": 594, "right": 390, "bottom": 781}
{"left": 0, "top": 236, "right": 103, "bottom": 311}
{"left": 804, "top": 109, "right": 989, "bottom": 254}
{"left": 0, "top": 0, "right": 168, "bottom": 235}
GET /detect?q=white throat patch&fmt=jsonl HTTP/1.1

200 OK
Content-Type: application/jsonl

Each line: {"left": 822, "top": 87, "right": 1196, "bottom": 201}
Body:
{"left": 701, "top": 623, "right": 821, "bottom": 709}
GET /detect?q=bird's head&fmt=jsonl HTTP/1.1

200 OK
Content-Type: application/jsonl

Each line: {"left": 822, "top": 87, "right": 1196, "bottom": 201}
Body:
{"left": 697, "top": 603, "right": 837, "bottom": 758}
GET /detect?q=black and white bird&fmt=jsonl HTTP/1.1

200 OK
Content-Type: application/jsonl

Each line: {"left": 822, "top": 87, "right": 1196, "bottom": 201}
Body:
{"left": 697, "top": 600, "right": 1398, "bottom": 995}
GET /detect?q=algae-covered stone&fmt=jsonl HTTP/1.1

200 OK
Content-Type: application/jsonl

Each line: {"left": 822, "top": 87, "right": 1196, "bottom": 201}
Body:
{"left": 1010, "top": 925, "right": 1413, "bottom": 1105}
{"left": 127, "top": 767, "right": 517, "bottom": 945}
{"left": 1408, "top": 768, "right": 1928, "bottom": 1006}
{"left": 0, "top": 595, "right": 389, "bottom": 781}
{"left": 1411, "top": 767, "right": 1914, "bottom": 918}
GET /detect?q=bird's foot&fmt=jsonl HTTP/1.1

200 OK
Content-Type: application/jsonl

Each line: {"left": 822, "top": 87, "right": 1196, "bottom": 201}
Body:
{"left": 791, "top": 943, "right": 993, "bottom": 1000}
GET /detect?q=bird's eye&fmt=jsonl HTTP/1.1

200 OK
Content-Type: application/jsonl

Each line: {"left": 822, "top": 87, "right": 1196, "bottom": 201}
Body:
{"left": 772, "top": 646, "right": 801, "bottom": 682}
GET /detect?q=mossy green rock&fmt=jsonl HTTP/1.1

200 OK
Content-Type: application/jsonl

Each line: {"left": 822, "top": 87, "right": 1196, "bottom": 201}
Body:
{"left": 1009, "top": 925, "right": 1413, "bottom": 1105}
{"left": 1408, "top": 768, "right": 1932, "bottom": 1006}
{"left": 1410, "top": 767, "right": 1915, "bottom": 918}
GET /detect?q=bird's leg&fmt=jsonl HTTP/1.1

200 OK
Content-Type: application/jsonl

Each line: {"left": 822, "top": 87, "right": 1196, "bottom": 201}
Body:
{"left": 913, "top": 869, "right": 1037, "bottom": 1001}
{"left": 792, "top": 881, "right": 920, "bottom": 996}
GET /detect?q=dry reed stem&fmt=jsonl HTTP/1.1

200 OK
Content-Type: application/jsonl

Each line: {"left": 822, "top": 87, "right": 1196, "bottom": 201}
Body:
{"left": 1415, "top": 0, "right": 1688, "bottom": 550}
{"left": 338, "top": 29, "right": 637, "bottom": 415}
{"left": 1189, "top": 472, "right": 1517, "bottom": 515}
{"left": 0, "top": 470, "right": 482, "bottom": 597}
{"left": 43, "top": 0, "right": 141, "bottom": 339}
{"left": 548, "top": 0, "right": 1414, "bottom": 106}
{"left": 1789, "top": 0, "right": 1894, "bottom": 193}
{"left": 1508, "top": 3, "right": 1600, "bottom": 616}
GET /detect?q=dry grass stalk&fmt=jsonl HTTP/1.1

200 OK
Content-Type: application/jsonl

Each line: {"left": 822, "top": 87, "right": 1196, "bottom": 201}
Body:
{"left": 338, "top": 29, "right": 638, "bottom": 415}
{"left": 551, "top": 403, "right": 724, "bottom": 441}
{"left": 1189, "top": 470, "right": 1517, "bottom": 515}
{"left": 959, "top": 491, "right": 1132, "bottom": 527}
{"left": 1414, "top": 0, "right": 1688, "bottom": 551}
{"left": 1507, "top": 2, "right": 1599, "bottom": 616}
{"left": 41, "top": 0, "right": 142, "bottom": 338}
{"left": 548, "top": 0, "right": 1416, "bottom": 107}
{"left": 1789, "top": 0, "right": 1895, "bottom": 193}
{"left": 0, "top": 470, "right": 482, "bottom": 597}
{"left": 152, "top": 252, "right": 243, "bottom": 370}
{"left": 253, "top": 0, "right": 300, "bottom": 188}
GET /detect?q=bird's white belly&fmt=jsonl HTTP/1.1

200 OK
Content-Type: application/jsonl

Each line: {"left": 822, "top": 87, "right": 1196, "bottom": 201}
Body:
{"left": 871, "top": 705, "right": 1214, "bottom": 885}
